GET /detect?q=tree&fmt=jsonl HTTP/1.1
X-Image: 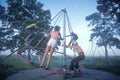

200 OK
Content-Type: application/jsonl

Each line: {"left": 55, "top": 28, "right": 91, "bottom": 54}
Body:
{"left": 0, "top": 0, "right": 51, "bottom": 53}
{"left": 97, "top": 0, "right": 120, "bottom": 23}
{"left": 96, "top": 0, "right": 120, "bottom": 49}
{"left": 0, "top": 4, "right": 8, "bottom": 52}
{"left": 85, "top": 0, "right": 120, "bottom": 58}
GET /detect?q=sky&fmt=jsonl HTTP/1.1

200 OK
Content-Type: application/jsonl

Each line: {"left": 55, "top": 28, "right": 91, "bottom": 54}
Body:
{"left": 0, "top": 0, "right": 119, "bottom": 56}
{"left": 38, "top": 0, "right": 99, "bottom": 56}
{"left": 36, "top": 0, "right": 120, "bottom": 57}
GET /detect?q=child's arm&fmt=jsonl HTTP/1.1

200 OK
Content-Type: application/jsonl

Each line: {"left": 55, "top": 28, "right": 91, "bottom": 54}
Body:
{"left": 59, "top": 32, "right": 64, "bottom": 40}
{"left": 62, "top": 44, "right": 72, "bottom": 48}
{"left": 26, "top": 23, "right": 36, "bottom": 29}
{"left": 44, "top": 31, "right": 51, "bottom": 38}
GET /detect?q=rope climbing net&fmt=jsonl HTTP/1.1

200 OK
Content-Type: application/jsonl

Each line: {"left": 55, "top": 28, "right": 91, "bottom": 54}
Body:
{"left": 2, "top": 9, "right": 78, "bottom": 74}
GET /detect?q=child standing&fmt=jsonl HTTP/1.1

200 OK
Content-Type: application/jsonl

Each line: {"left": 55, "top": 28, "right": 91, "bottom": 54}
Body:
{"left": 40, "top": 25, "right": 63, "bottom": 69}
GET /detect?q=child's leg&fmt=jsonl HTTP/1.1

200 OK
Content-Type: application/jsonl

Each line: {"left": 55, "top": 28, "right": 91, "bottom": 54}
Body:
{"left": 40, "top": 46, "right": 50, "bottom": 66}
{"left": 38, "top": 54, "right": 41, "bottom": 62}
{"left": 46, "top": 47, "right": 54, "bottom": 68}
{"left": 74, "top": 62, "right": 79, "bottom": 69}
{"left": 70, "top": 59, "right": 75, "bottom": 71}
{"left": 71, "top": 57, "right": 79, "bottom": 70}
{"left": 68, "top": 38, "right": 73, "bottom": 45}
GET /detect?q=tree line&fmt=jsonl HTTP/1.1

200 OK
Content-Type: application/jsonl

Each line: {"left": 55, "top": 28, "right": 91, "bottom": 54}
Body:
{"left": 0, "top": 0, "right": 120, "bottom": 58}
{"left": 86, "top": 0, "right": 120, "bottom": 58}
{"left": 0, "top": 0, "right": 51, "bottom": 53}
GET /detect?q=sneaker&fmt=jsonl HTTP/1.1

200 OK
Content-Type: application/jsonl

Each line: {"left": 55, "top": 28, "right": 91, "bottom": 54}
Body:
{"left": 63, "top": 68, "right": 67, "bottom": 72}
{"left": 70, "top": 70, "right": 74, "bottom": 74}
{"left": 40, "top": 66, "right": 45, "bottom": 68}
{"left": 45, "top": 66, "right": 49, "bottom": 70}
{"left": 17, "top": 53, "right": 21, "bottom": 55}
{"left": 74, "top": 69, "right": 80, "bottom": 73}
{"left": 76, "top": 69, "right": 81, "bottom": 73}
{"left": 61, "top": 68, "right": 66, "bottom": 72}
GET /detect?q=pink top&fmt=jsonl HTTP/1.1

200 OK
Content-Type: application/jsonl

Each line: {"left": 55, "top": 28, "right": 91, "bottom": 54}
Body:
{"left": 50, "top": 30, "right": 60, "bottom": 40}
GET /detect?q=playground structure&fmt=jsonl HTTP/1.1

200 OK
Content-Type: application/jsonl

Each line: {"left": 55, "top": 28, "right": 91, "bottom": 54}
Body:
{"left": 1, "top": 8, "right": 120, "bottom": 75}
{"left": 1, "top": 9, "right": 79, "bottom": 74}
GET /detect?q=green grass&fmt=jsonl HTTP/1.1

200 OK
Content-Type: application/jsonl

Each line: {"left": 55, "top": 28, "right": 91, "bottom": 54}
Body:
{"left": 0, "top": 55, "right": 34, "bottom": 80}
{"left": 50, "top": 56, "right": 71, "bottom": 67}
{"left": 49, "top": 56, "right": 120, "bottom": 75}
{"left": 82, "top": 56, "right": 120, "bottom": 75}
{"left": 0, "top": 55, "right": 120, "bottom": 80}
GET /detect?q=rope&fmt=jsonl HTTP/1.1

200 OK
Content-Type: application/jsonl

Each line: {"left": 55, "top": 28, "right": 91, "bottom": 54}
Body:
{"left": 15, "top": 9, "right": 76, "bottom": 73}
{"left": 17, "top": 54, "right": 68, "bottom": 74}
{"left": 1, "top": 45, "right": 25, "bottom": 62}
{"left": 65, "top": 11, "right": 73, "bottom": 33}
{"left": 34, "top": 35, "right": 45, "bottom": 48}
{"left": 1, "top": 33, "right": 34, "bottom": 62}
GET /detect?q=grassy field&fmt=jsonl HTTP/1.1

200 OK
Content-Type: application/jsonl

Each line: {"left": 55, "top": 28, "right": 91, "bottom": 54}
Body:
{"left": 83, "top": 56, "right": 120, "bottom": 75}
{"left": 0, "top": 55, "right": 34, "bottom": 80}
{"left": 0, "top": 55, "right": 120, "bottom": 80}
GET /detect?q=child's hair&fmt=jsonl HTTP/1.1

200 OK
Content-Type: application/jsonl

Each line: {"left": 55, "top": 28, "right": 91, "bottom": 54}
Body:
{"left": 54, "top": 25, "right": 60, "bottom": 31}
{"left": 72, "top": 41, "right": 78, "bottom": 46}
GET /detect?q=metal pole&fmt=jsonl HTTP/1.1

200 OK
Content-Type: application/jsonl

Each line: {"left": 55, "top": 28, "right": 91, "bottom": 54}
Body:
{"left": 62, "top": 9, "right": 67, "bottom": 68}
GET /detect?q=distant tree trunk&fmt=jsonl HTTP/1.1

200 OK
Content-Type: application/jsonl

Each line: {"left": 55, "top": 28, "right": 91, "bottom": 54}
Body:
{"left": 28, "top": 49, "right": 31, "bottom": 60}
{"left": 104, "top": 45, "right": 108, "bottom": 58}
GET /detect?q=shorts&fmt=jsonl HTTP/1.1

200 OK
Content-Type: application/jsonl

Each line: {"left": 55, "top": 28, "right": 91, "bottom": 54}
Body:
{"left": 47, "top": 38, "right": 57, "bottom": 47}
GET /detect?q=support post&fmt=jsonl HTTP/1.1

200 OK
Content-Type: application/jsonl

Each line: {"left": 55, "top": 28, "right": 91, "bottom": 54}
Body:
{"left": 62, "top": 9, "right": 67, "bottom": 68}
